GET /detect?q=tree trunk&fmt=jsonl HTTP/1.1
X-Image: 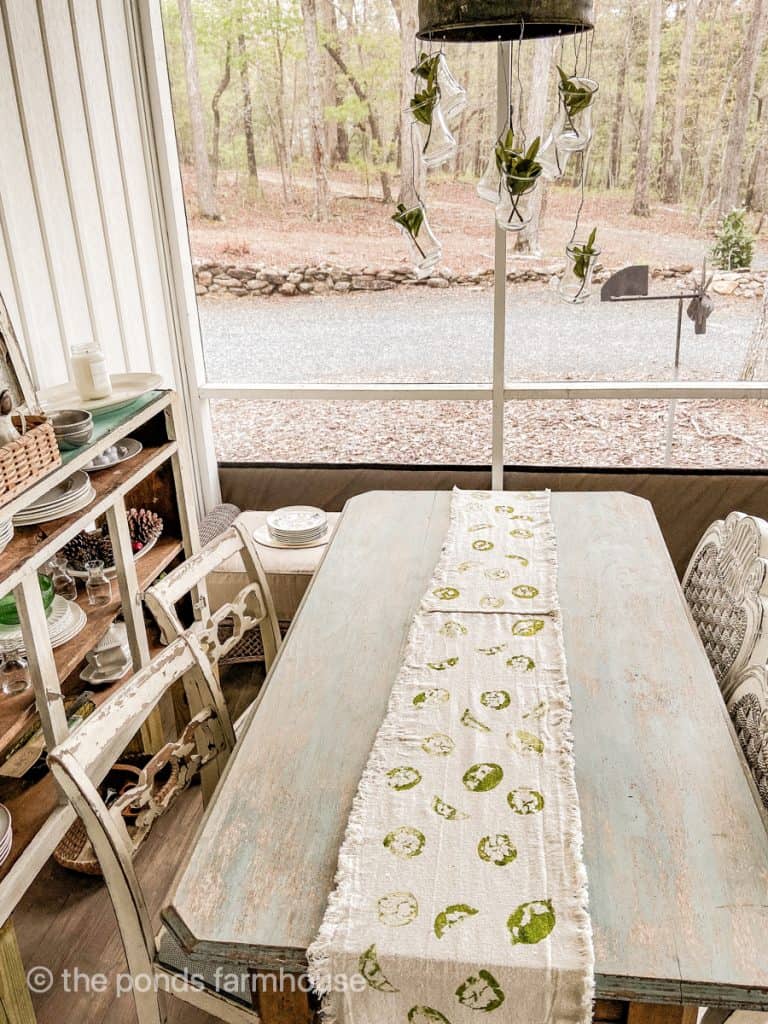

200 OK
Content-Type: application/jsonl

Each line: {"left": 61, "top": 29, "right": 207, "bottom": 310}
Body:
{"left": 211, "top": 40, "right": 231, "bottom": 190}
{"left": 606, "top": 8, "right": 633, "bottom": 189}
{"left": 397, "top": 0, "right": 423, "bottom": 204}
{"left": 178, "top": 0, "right": 219, "bottom": 219}
{"left": 299, "top": 0, "right": 331, "bottom": 219}
{"left": 513, "top": 38, "right": 553, "bottom": 254}
{"left": 235, "top": 33, "right": 261, "bottom": 195}
{"left": 662, "top": 0, "right": 698, "bottom": 203}
{"left": 325, "top": 41, "right": 394, "bottom": 202}
{"left": 741, "top": 283, "right": 768, "bottom": 380}
{"left": 632, "top": 0, "right": 663, "bottom": 217}
{"left": 717, "top": 0, "right": 768, "bottom": 218}
{"left": 746, "top": 93, "right": 768, "bottom": 211}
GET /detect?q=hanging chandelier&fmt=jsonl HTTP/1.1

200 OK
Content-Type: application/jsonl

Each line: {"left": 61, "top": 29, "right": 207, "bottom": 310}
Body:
{"left": 417, "top": 0, "right": 594, "bottom": 43}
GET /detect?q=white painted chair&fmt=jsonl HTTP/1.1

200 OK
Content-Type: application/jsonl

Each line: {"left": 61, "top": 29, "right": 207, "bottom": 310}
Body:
{"left": 682, "top": 511, "right": 768, "bottom": 703}
{"left": 48, "top": 635, "right": 260, "bottom": 1024}
{"left": 727, "top": 664, "right": 768, "bottom": 812}
{"left": 145, "top": 514, "right": 281, "bottom": 674}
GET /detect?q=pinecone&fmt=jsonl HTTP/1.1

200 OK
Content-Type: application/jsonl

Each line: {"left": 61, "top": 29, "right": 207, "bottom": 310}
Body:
{"left": 62, "top": 529, "right": 108, "bottom": 571}
{"left": 127, "top": 508, "right": 162, "bottom": 552}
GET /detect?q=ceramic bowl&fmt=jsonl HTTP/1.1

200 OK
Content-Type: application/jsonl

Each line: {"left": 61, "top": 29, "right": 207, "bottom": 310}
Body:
{"left": 0, "top": 574, "right": 54, "bottom": 625}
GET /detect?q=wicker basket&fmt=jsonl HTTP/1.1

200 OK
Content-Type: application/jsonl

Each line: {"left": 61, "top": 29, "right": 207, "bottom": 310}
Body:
{"left": 0, "top": 415, "right": 60, "bottom": 510}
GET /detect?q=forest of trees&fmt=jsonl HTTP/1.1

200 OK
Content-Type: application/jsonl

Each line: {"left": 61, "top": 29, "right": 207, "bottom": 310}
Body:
{"left": 163, "top": 0, "right": 768, "bottom": 238}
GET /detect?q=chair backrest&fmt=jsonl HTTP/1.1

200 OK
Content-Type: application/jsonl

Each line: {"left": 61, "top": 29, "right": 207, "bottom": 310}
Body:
{"left": 682, "top": 511, "right": 768, "bottom": 702}
{"left": 145, "top": 515, "right": 281, "bottom": 670}
{"left": 727, "top": 664, "right": 768, "bottom": 813}
{"left": 47, "top": 635, "right": 236, "bottom": 1018}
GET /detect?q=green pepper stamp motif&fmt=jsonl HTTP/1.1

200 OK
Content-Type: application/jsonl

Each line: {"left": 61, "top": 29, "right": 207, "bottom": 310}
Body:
{"left": 508, "top": 729, "right": 545, "bottom": 755}
{"left": 495, "top": 505, "right": 515, "bottom": 515}
{"left": 386, "top": 766, "right": 422, "bottom": 791}
{"left": 433, "top": 587, "right": 460, "bottom": 601}
{"left": 477, "top": 833, "right": 517, "bottom": 866}
{"left": 506, "top": 654, "right": 535, "bottom": 672}
{"left": 408, "top": 1007, "right": 453, "bottom": 1024}
{"left": 505, "top": 554, "right": 529, "bottom": 567}
{"left": 512, "top": 584, "right": 539, "bottom": 600}
{"left": 484, "top": 568, "right": 509, "bottom": 581}
{"left": 509, "top": 528, "right": 534, "bottom": 539}
{"left": 508, "top": 788, "right": 545, "bottom": 815}
{"left": 461, "top": 708, "right": 491, "bottom": 732}
{"left": 457, "top": 561, "right": 481, "bottom": 573}
{"left": 462, "top": 763, "right": 503, "bottom": 792}
{"left": 422, "top": 733, "right": 455, "bottom": 756}
{"left": 468, "top": 523, "right": 493, "bottom": 533}
{"left": 511, "top": 618, "right": 545, "bottom": 637}
{"left": 432, "top": 795, "right": 468, "bottom": 820}
{"left": 434, "top": 904, "right": 479, "bottom": 938}
{"left": 455, "top": 970, "right": 506, "bottom": 1012}
{"left": 479, "top": 595, "right": 504, "bottom": 610}
{"left": 428, "top": 657, "right": 459, "bottom": 671}
{"left": 480, "top": 690, "right": 511, "bottom": 710}
{"left": 359, "top": 944, "right": 399, "bottom": 992}
{"left": 377, "top": 891, "right": 419, "bottom": 926}
{"left": 477, "top": 644, "right": 506, "bottom": 656}
{"left": 439, "top": 620, "right": 467, "bottom": 638}
{"left": 523, "top": 699, "right": 549, "bottom": 720}
{"left": 510, "top": 514, "right": 535, "bottom": 522}
{"left": 472, "top": 539, "right": 494, "bottom": 553}
{"left": 383, "top": 826, "right": 426, "bottom": 859}
{"left": 413, "top": 688, "right": 450, "bottom": 708}
{"left": 507, "top": 899, "right": 556, "bottom": 945}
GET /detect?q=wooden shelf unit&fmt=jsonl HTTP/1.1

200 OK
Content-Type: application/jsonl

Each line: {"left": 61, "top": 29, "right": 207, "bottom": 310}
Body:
{"left": 0, "top": 390, "right": 200, "bottom": 923}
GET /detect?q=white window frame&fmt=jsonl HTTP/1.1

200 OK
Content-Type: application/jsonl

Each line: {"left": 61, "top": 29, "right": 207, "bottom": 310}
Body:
{"left": 135, "top": 9, "right": 768, "bottom": 502}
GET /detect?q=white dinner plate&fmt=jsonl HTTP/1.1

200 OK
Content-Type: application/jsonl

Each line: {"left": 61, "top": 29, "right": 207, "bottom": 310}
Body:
{"left": 266, "top": 506, "right": 327, "bottom": 536}
{"left": 38, "top": 373, "right": 164, "bottom": 414}
{"left": 13, "top": 484, "right": 95, "bottom": 526}
{"left": 254, "top": 525, "right": 331, "bottom": 550}
{"left": 18, "top": 471, "right": 90, "bottom": 512}
{"left": 0, "top": 599, "right": 86, "bottom": 653}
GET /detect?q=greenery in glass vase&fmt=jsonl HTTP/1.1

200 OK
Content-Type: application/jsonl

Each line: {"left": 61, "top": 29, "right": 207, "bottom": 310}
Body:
{"left": 495, "top": 131, "right": 543, "bottom": 194}
{"left": 557, "top": 66, "right": 596, "bottom": 118}
{"left": 392, "top": 202, "right": 427, "bottom": 258}
{"left": 569, "top": 227, "right": 599, "bottom": 300}
{"left": 410, "top": 86, "right": 439, "bottom": 126}
{"left": 711, "top": 209, "right": 755, "bottom": 270}
{"left": 411, "top": 51, "right": 440, "bottom": 89}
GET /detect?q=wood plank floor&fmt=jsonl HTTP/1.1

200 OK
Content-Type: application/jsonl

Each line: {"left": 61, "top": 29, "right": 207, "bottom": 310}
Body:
{"left": 13, "top": 663, "right": 263, "bottom": 1024}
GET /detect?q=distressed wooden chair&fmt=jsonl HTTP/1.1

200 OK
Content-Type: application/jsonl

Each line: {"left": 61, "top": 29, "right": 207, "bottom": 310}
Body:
{"left": 47, "top": 635, "right": 259, "bottom": 1024}
{"left": 145, "top": 514, "right": 281, "bottom": 674}
{"left": 682, "top": 511, "right": 768, "bottom": 703}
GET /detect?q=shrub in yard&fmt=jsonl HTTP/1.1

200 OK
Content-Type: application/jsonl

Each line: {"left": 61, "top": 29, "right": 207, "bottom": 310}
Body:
{"left": 711, "top": 209, "right": 755, "bottom": 271}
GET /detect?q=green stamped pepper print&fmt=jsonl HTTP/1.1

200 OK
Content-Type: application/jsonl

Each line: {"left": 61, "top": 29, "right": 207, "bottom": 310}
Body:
{"left": 504, "top": 554, "right": 529, "bottom": 567}
{"left": 422, "top": 733, "right": 455, "bottom": 756}
{"left": 428, "top": 657, "right": 459, "bottom": 671}
{"left": 377, "top": 891, "right": 419, "bottom": 926}
{"left": 476, "top": 644, "right": 506, "bottom": 656}
{"left": 511, "top": 584, "right": 539, "bottom": 600}
{"left": 507, "top": 788, "right": 545, "bottom": 815}
{"left": 508, "top": 729, "right": 545, "bottom": 755}
{"left": 506, "top": 654, "right": 535, "bottom": 672}
{"left": 479, "top": 595, "right": 505, "bottom": 610}
{"left": 439, "top": 620, "right": 467, "bottom": 638}
{"left": 433, "top": 587, "right": 460, "bottom": 601}
{"left": 462, "top": 763, "right": 503, "bottom": 792}
{"left": 511, "top": 618, "right": 545, "bottom": 637}
{"left": 383, "top": 826, "right": 426, "bottom": 859}
{"left": 480, "top": 690, "right": 511, "bottom": 710}
{"left": 477, "top": 834, "right": 517, "bottom": 866}
{"left": 468, "top": 523, "right": 493, "bottom": 533}
{"left": 509, "top": 528, "right": 534, "bottom": 539}
{"left": 408, "top": 1008, "right": 453, "bottom": 1024}
{"left": 461, "top": 708, "right": 491, "bottom": 732}
{"left": 432, "top": 795, "right": 468, "bottom": 820}
{"left": 507, "top": 900, "right": 556, "bottom": 945}
{"left": 472, "top": 539, "right": 494, "bottom": 552}
{"left": 413, "top": 688, "right": 450, "bottom": 708}
{"left": 455, "top": 970, "right": 506, "bottom": 1012}
{"left": 484, "top": 568, "right": 509, "bottom": 581}
{"left": 359, "top": 945, "right": 399, "bottom": 992}
{"left": 386, "top": 766, "right": 422, "bottom": 791}
{"left": 494, "top": 505, "right": 515, "bottom": 515}
{"left": 434, "top": 904, "right": 479, "bottom": 939}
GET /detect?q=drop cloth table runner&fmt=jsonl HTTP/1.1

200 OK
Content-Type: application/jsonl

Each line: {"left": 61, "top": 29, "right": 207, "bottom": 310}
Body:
{"left": 308, "top": 490, "right": 594, "bottom": 1024}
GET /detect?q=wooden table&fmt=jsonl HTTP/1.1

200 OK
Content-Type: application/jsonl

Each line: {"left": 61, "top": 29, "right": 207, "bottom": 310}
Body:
{"left": 163, "top": 491, "right": 768, "bottom": 1023}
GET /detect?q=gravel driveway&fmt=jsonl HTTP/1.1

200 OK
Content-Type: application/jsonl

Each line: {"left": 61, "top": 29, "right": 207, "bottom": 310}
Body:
{"left": 200, "top": 286, "right": 758, "bottom": 385}
{"left": 200, "top": 288, "right": 768, "bottom": 468}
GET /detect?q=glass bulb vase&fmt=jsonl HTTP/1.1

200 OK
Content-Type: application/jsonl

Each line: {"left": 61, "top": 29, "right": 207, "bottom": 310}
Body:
{"left": 495, "top": 174, "right": 539, "bottom": 233}
{"left": 393, "top": 202, "right": 442, "bottom": 278}
{"left": 553, "top": 76, "right": 598, "bottom": 154}
{"left": 559, "top": 242, "right": 601, "bottom": 304}
{"left": 409, "top": 97, "right": 457, "bottom": 169}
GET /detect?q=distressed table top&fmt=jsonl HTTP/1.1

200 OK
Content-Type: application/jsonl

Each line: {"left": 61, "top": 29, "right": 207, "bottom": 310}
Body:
{"left": 164, "top": 491, "right": 768, "bottom": 1010}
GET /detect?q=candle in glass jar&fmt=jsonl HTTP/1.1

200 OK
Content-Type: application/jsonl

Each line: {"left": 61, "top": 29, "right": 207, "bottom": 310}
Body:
{"left": 70, "top": 343, "right": 113, "bottom": 400}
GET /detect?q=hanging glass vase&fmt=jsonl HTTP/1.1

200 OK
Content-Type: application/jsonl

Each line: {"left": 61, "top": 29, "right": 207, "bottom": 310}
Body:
{"left": 392, "top": 201, "right": 442, "bottom": 278}
{"left": 412, "top": 51, "right": 467, "bottom": 126}
{"left": 409, "top": 89, "right": 458, "bottom": 169}
{"left": 476, "top": 147, "right": 501, "bottom": 204}
{"left": 559, "top": 231, "right": 601, "bottom": 304}
{"left": 538, "top": 132, "right": 574, "bottom": 182}
{"left": 552, "top": 71, "right": 598, "bottom": 154}
{"left": 495, "top": 173, "right": 539, "bottom": 233}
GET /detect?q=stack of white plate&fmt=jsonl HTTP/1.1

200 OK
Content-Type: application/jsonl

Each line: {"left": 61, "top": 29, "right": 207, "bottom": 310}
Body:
{"left": 0, "top": 596, "right": 86, "bottom": 655}
{"left": 266, "top": 506, "right": 328, "bottom": 546}
{"left": 0, "top": 520, "right": 13, "bottom": 555}
{"left": 0, "top": 805, "right": 11, "bottom": 867}
{"left": 13, "top": 470, "right": 95, "bottom": 527}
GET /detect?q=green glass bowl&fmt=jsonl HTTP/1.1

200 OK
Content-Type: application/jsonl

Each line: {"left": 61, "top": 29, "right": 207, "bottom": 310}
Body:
{"left": 0, "top": 575, "right": 54, "bottom": 626}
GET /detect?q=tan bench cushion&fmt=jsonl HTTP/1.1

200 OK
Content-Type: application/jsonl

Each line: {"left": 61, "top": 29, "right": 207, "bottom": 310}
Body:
{"left": 206, "top": 509, "right": 339, "bottom": 621}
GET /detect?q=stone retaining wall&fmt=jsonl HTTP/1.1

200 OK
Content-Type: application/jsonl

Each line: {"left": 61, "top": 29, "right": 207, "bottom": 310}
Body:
{"left": 194, "top": 259, "right": 767, "bottom": 300}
